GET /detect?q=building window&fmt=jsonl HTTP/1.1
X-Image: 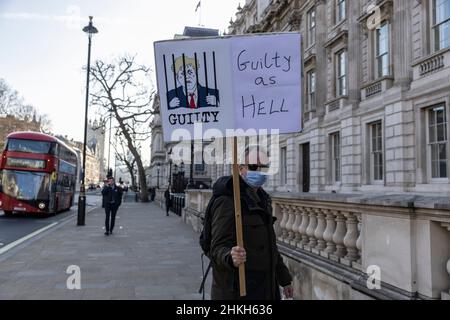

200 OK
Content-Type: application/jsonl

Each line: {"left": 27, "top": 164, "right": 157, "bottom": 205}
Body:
{"left": 376, "top": 23, "right": 390, "bottom": 78}
{"left": 330, "top": 132, "right": 341, "bottom": 183}
{"left": 428, "top": 105, "right": 448, "bottom": 178}
{"left": 281, "top": 147, "right": 287, "bottom": 185}
{"left": 370, "top": 121, "right": 383, "bottom": 182}
{"left": 336, "top": 0, "right": 346, "bottom": 23}
{"left": 307, "top": 8, "right": 316, "bottom": 47}
{"left": 307, "top": 70, "right": 316, "bottom": 111}
{"left": 336, "top": 50, "right": 347, "bottom": 97}
{"left": 433, "top": 0, "right": 450, "bottom": 51}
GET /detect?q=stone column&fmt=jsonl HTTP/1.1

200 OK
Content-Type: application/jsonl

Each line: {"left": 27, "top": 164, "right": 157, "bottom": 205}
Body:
{"left": 315, "top": 0, "right": 328, "bottom": 117}
{"left": 330, "top": 211, "right": 347, "bottom": 262}
{"left": 355, "top": 215, "right": 363, "bottom": 269}
{"left": 312, "top": 208, "right": 327, "bottom": 254}
{"left": 279, "top": 204, "right": 289, "bottom": 241}
{"left": 298, "top": 207, "right": 310, "bottom": 249}
{"left": 393, "top": 0, "right": 412, "bottom": 88}
{"left": 290, "top": 205, "right": 303, "bottom": 247}
{"left": 441, "top": 223, "right": 450, "bottom": 300}
{"left": 285, "top": 205, "right": 296, "bottom": 244}
{"left": 321, "top": 209, "right": 337, "bottom": 259}
{"left": 342, "top": 212, "right": 360, "bottom": 266}
{"left": 305, "top": 208, "right": 318, "bottom": 251}
{"left": 347, "top": 0, "right": 362, "bottom": 102}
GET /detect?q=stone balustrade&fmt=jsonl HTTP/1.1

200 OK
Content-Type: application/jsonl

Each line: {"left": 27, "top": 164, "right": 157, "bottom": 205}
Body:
{"left": 276, "top": 203, "right": 362, "bottom": 270}
{"left": 412, "top": 48, "right": 450, "bottom": 81}
{"left": 442, "top": 223, "right": 450, "bottom": 300}
{"left": 183, "top": 190, "right": 213, "bottom": 233}
{"left": 183, "top": 189, "right": 450, "bottom": 300}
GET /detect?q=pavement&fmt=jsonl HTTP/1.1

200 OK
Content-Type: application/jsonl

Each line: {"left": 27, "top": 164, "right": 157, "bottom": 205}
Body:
{"left": 0, "top": 199, "right": 211, "bottom": 300}
{"left": 0, "top": 194, "right": 101, "bottom": 248}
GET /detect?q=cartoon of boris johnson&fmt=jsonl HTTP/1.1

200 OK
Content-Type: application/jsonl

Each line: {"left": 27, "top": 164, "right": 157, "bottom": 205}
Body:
{"left": 167, "top": 56, "right": 219, "bottom": 110}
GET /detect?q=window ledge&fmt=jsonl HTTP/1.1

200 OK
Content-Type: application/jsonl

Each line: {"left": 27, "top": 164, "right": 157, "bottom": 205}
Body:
{"left": 331, "top": 19, "right": 347, "bottom": 31}
{"left": 412, "top": 47, "right": 450, "bottom": 80}
{"left": 362, "top": 181, "right": 385, "bottom": 188}
{"left": 304, "top": 45, "right": 316, "bottom": 62}
{"left": 361, "top": 77, "right": 394, "bottom": 100}
{"left": 428, "top": 179, "right": 450, "bottom": 184}
{"left": 326, "top": 96, "right": 348, "bottom": 113}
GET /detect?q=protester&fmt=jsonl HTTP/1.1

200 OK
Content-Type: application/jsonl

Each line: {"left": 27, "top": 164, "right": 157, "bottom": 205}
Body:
{"left": 208, "top": 145, "right": 293, "bottom": 300}
{"left": 101, "top": 176, "right": 123, "bottom": 236}
{"left": 151, "top": 188, "right": 156, "bottom": 202}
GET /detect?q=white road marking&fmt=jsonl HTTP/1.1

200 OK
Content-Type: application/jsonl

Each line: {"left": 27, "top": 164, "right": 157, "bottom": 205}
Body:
{"left": 0, "top": 205, "right": 98, "bottom": 256}
{"left": 0, "top": 222, "right": 58, "bottom": 255}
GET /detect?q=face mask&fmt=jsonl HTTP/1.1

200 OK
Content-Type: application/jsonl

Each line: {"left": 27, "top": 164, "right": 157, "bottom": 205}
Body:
{"left": 244, "top": 171, "right": 267, "bottom": 188}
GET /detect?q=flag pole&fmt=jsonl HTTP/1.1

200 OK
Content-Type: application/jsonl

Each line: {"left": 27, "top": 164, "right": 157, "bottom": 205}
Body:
{"left": 198, "top": 1, "right": 202, "bottom": 26}
{"left": 232, "top": 136, "right": 246, "bottom": 297}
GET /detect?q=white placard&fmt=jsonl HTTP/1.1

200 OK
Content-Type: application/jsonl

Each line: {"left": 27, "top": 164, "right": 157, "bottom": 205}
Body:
{"left": 154, "top": 33, "right": 302, "bottom": 142}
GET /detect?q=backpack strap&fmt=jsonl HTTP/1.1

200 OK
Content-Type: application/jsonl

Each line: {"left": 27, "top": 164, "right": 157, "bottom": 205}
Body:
{"left": 198, "top": 254, "right": 212, "bottom": 299}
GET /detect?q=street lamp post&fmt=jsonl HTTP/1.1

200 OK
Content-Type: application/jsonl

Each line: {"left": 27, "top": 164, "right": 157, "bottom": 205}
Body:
{"left": 157, "top": 162, "right": 160, "bottom": 189}
{"left": 187, "top": 141, "right": 195, "bottom": 189}
{"left": 180, "top": 161, "right": 185, "bottom": 192}
{"left": 168, "top": 159, "right": 172, "bottom": 189}
{"left": 78, "top": 16, "right": 98, "bottom": 226}
{"left": 107, "top": 109, "right": 112, "bottom": 174}
{"left": 173, "top": 164, "right": 179, "bottom": 193}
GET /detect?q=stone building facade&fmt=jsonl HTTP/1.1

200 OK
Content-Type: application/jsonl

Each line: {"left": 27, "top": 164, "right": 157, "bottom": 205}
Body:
{"left": 86, "top": 119, "right": 106, "bottom": 181}
{"left": 225, "top": 0, "right": 450, "bottom": 196}
{"left": 177, "top": 0, "right": 450, "bottom": 300}
{"left": 149, "top": 27, "right": 220, "bottom": 192}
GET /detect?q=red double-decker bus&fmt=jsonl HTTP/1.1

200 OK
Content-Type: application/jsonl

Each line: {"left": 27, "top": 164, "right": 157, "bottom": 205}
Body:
{"left": 0, "top": 132, "right": 79, "bottom": 216}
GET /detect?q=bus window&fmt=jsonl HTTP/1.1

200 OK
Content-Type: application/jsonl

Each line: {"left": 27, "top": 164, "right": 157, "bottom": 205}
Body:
{"left": 7, "top": 139, "right": 53, "bottom": 154}
{"left": 1, "top": 170, "right": 50, "bottom": 201}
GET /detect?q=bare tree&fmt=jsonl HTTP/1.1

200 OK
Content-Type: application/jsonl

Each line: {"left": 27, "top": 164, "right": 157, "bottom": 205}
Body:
{"left": 90, "top": 55, "right": 154, "bottom": 202}
{"left": 112, "top": 129, "right": 137, "bottom": 188}
{"left": 0, "top": 79, "right": 21, "bottom": 114}
{"left": 0, "top": 78, "right": 53, "bottom": 133}
{"left": 38, "top": 114, "right": 53, "bottom": 134}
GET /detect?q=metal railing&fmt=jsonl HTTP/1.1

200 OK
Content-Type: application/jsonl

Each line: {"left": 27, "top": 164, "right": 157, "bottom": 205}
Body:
{"left": 170, "top": 193, "right": 185, "bottom": 216}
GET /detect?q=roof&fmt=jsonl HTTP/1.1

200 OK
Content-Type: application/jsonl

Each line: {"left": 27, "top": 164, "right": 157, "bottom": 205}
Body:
{"left": 7, "top": 131, "right": 58, "bottom": 143}
{"left": 182, "top": 26, "right": 219, "bottom": 38}
{"left": 6, "top": 131, "right": 76, "bottom": 154}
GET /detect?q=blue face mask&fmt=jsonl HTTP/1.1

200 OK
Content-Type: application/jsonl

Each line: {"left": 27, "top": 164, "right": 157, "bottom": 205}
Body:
{"left": 244, "top": 171, "right": 268, "bottom": 188}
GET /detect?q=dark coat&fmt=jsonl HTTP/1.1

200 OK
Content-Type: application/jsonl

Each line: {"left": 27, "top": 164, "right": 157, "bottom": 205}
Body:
{"left": 101, "top": 185, "right": 123, "bottom": 209}
{"left": 164, "top": 189, "right": 171, "bottom": 206}
{"left": 209, "top": 176, "right": 292, "bottom": 300}
{"left": 167, "top": 85, "right": 219, "bottom": 110}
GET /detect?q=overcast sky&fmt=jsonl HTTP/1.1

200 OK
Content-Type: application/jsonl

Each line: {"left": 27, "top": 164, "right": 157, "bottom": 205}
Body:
{"left": 0, "top": 0, "right": 242, "bottom": 161}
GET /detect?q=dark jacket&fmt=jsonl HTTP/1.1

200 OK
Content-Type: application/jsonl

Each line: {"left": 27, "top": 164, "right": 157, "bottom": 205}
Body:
{"left": 167, "top": 85, "right": 220, "bottom": 110}
{"left": 164, "top": 189, "right": 171, "bottom": 206}
{"left": 101, "top": 184, "right": 123, "bottom": 209}
{"left": 209, "top": 176, "right": 292, "bottom": 300}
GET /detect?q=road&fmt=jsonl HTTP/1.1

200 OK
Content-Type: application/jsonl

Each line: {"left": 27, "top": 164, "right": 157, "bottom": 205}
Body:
{"left": 0, "top": 191, "right": 103, "bottom": 250}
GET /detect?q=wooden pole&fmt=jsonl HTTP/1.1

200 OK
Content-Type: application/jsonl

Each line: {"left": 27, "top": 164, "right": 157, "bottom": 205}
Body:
{"left": 232, "top": 136, "right": 246, "bottom": 297}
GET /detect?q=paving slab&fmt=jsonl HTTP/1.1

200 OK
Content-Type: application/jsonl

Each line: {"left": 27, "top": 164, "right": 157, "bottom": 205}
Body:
{"left": 0, "top": 202, "right": 211, "bottom": 300}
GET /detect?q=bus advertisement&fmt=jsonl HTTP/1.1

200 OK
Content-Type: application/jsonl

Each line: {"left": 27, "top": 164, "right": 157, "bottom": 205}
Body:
{"left": 0, "top": 132, "right": 79, "bottom": 216}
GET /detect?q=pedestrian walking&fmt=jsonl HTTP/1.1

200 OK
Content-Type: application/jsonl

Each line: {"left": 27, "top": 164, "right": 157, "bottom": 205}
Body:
{"left": 101, "top": 176, "right": 123, "bottom": 236}
{"left": 164, "top": 186, "right": 171, "bottom": 216}
{"left": 207, "top": 145, "right": 293, "bottom": 300}
{"left": 151, "top": 188, "right": 156, "bottom": 202}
